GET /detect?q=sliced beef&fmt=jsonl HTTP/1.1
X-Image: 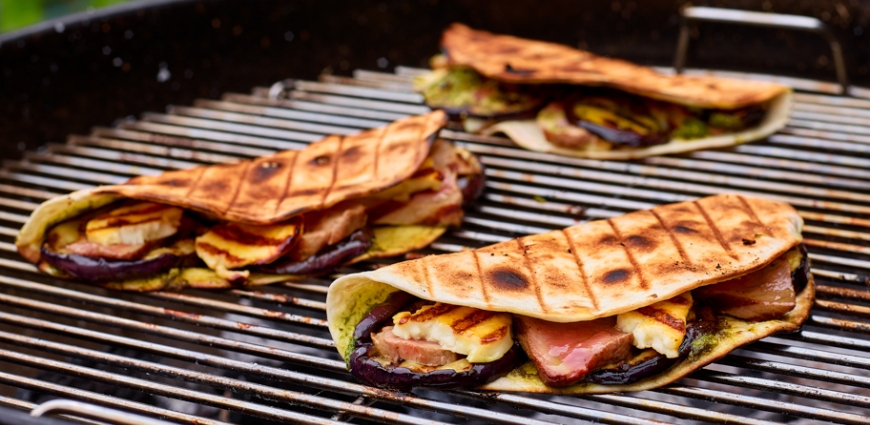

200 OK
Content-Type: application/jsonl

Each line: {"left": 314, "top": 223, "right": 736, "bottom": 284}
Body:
{"left": 515, "top": 316, "right": 634, "bottom": 387}
{"left": 694, "top": 255, "right": 795, "bottom": 321}
{"left": 290, "top": 203, "right": 368, "bottom": 261}
{"left": 371, "top": 326, "right": 461, "bottom": 366}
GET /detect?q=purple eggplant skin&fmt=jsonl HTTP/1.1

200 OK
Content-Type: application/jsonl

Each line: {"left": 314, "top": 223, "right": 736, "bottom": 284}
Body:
{"left": 258, "top": 228, "right": 373, "bottom": 275}
{"left": 458, "top": 169, "right": 486, "bottom": 206}
{"left": 40, "top": 245, "right": 200, "bottom": 282}
{"left": 576, "top": 121, "right": 668, "bottom": 147}
{"left": 349, "top": 343, "right": 523, "bottom": 390}
{"left": 585, "top": 316, "right": 712, "bottom": 385}
{"left": 352, "top": 290, "right": 415, "bottom": 344}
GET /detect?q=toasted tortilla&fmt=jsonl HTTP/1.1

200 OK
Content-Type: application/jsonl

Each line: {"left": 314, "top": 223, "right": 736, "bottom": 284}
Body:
{"left": 442, "top": 23, "right": 788, "bottom": 109}
{"left": 94, "top": 111, "right": 447, "bottom": 225}
{"left": 428, "top": 24, "right": 793, "bottom": 159}
{"left": 326, "top": 194, "right": 810, "bottom": 393}
{"left": 16, "top": 111, "right": 458, "bottom": 291}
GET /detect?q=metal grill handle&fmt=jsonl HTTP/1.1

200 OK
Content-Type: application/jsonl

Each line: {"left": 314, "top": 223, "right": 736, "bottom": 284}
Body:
{"left": 675, "top": 6, "right": 849, "bottom": 93}
{"left": 31, "top": 400, "right": 177, "bottom": 425}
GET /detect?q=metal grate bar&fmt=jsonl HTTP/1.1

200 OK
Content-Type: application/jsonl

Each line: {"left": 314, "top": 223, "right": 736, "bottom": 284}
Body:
{"left": 221, "top": 92, "right": 407, "bottom": 121}
{"left": 90, "top": 128, "right": 276, "bottom": 157}
{"left": 0, "top": 377, "right": 216, "bottom": 425}
{"left": 0, "top": 348, "right": 350, "bottom": 425}
{"left": 2, "top": 69, "right": 870, "bottom": 424}
{"left": 290, "top": 80, "right": 424, "bottom": 103}
{"left": 659, "top": 386, "right": 870, "bottom": 425}
{"left": 693, "top": 369, "right": 870, "bottom": 410}
{"left": 121, "top": 121, "right": 306, "bottom": 150}
{"left": 0, "top": 397, "right": 111, "bottom": 425}
{"left": 192, "top": 99, "right": 387, "bottom": 128}
{"left": 0, "top": 314, "right": 561, "bottom": 425}
{"left": 0, "top": 274, "right": 335, "bottom": 349}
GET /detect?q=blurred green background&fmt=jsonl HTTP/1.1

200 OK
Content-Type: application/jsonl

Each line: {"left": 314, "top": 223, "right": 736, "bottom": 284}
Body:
{"left": 0, "top": 0, "right": 131, "bottom": 32}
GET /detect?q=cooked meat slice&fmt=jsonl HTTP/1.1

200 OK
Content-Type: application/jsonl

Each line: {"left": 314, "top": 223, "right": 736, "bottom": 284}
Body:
{"left": 515, "top": 316, "right": 634, "bottom": 387}
{"left": 369, "top": 140, "right": 472, "bottom": 227}
{"left": 371, "top": 326, "right": 461, "bottom": 366}
{"left": 370, "top": 171, "right": 463, "bottom": 227}
{"left": 693, "top": 255, "right": 796, "bottom": 321}
{"left": 290, "top": 203, "right": 368, "bottom": 261}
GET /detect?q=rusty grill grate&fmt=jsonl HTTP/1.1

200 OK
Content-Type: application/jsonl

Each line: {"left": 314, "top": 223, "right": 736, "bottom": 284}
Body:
{"left": 0, "top": 66, "right": 869, "bottom": 425}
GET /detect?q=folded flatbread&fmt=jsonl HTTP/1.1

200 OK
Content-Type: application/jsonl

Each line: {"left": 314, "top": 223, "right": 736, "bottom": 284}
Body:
{"left": 17, "top": 111, "right": 485, "bottom": 291}
{"left": 327, "top": 194, "right": 814, "bottom": 393}
{"left": 415, "top": 24, "right": 793, "bottom": 160}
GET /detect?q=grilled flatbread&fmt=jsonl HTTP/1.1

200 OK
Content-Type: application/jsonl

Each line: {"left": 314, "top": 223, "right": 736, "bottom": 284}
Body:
{"left": 18, "top": 111, "right": 482, "bottom": 291}
{"left": 326, "top": 194, "right": 813, "bottom": 394}
{"left": 417, "top": 24, "right": 793, "bottom": 160}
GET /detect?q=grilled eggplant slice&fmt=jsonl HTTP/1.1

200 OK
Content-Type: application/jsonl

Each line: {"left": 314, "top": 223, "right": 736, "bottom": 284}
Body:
{"left": 257, "top": 228, "right": 373, "bottom": 275}
{"left": 41, "top": 239, "right": 200, "bottom": 282}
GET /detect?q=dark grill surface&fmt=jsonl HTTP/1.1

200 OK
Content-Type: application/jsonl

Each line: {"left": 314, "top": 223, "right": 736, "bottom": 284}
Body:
{"left": 0, "top": 67, "right": 869, "bottom": 424}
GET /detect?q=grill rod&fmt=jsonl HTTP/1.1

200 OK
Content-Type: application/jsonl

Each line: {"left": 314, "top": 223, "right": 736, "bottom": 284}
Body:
{"left": 1, "top": 68, "right": 869, "bottom": 423}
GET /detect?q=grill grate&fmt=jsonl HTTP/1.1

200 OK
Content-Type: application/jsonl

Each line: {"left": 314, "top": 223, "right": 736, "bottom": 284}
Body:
{"left": 0, "top": 67, "right": 869, "bottom": 424}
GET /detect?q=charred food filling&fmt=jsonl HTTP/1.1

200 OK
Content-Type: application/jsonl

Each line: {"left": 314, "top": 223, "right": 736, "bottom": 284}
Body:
{"left": 40, "top": 142, "right": 481, "bottom": 285}
{"left": 415, "top": 66, "right": 768, "bottom": 150}
{"left": 354, "top": 245, "right": 807, "bottom": 389}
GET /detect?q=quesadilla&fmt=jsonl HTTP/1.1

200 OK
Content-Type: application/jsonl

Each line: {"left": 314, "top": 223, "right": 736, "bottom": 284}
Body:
{"left": 414, "top": 24, "right": 793, "bottom": 160}
{"left": 17, "top": 111, "right": 486, "bottom": 291}
{"left": 327, "top": 194, "right": 814, "bottom": 393}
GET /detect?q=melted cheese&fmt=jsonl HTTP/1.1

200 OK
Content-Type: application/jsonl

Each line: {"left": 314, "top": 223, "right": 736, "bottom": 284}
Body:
{"left": 616, "top": 292, "right": 693, "bottom": 358}
{"left": 392, "top": 303, "right": 513, "bottom": 363}
{"left": 86, "top": 202, "right": 183, "bottom": 245}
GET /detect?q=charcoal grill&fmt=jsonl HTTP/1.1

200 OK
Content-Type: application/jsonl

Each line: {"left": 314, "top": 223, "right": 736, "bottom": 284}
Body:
{"left": 2, "top": 2, "right": 870, "bottom": 424}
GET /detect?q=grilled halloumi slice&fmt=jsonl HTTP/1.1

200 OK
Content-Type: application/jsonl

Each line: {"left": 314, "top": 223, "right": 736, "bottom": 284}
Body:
{"left": 195, "top": 218, "right": 302, "bottom": 279}
{"left": 616, "top": 292, "right": 693, "bottom": 358}
{"left": 392, "top": 303, "right": 513, "bottom": 363}
{"left": 86, "top": 202, "right": 184, "bottom": 246}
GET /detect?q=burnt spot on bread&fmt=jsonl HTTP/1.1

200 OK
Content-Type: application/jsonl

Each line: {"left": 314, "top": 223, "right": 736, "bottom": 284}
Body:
{"left": 386, "top": 140, "right": 413, "bottom": 156}
{"left": 504, "top": 63, "right": 535, "bottom": 75}
{"left": 251, "top": 161, "right": 283, "bottom": 183}
{"left": 625, "top": 234, "right": 655, "bottom": 251}
{"left": 285, "top": 188, "right": 322, "bottom": 198}
{"left": 156, "top": 178, "right": 190, "bottom": 187}
{"left": 489, "top": 268, "right": 529, "bottom": 291}
{"left": 674, "top": 225, "right": 697, "bottom": 234}
{"left": 198, "top": 180, "right": 228, "bottom": 195}
{"left": 598, "top": 235, "right": 619, "bottom": 245}
{"left": 310, "top": 155, "right": 331, "bottom": 166}
{"left": 341, "top": 145, "right": 363, "bottom": 161}
{"left": 602, "top": 268, "right": 631, "bottom": 285}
